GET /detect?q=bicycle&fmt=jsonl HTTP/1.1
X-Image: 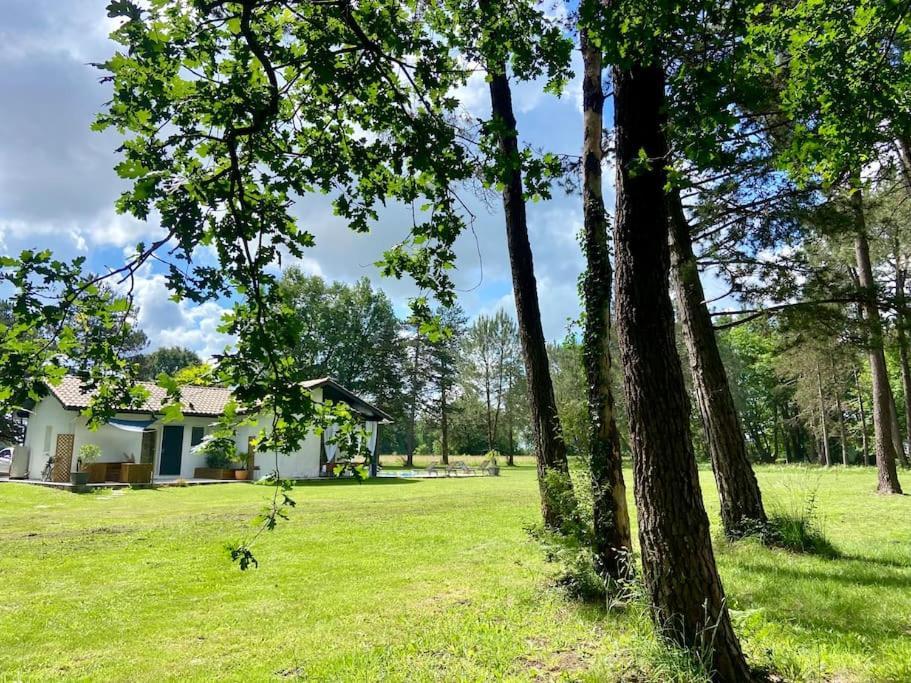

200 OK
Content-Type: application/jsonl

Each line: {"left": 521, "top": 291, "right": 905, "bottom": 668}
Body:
{"left": 41, "top": 454, "right": 54, "bottom": 482}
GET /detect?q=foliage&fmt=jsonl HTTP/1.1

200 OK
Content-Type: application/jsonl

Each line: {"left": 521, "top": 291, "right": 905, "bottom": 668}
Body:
{"left": 78, "top": 443, "right": 102, "bottom": 465}
{"left": 460, "top": 310, "right": 521, "bottom": 452}
{"left": 135, "top": 347, "right": 202, "bottom": 381}
{"left": 766, "top": 486, "right": 840, "bottom": 557}
{"left": 196, "top": 434, "right": 237, "bottom": 470}
{"left": 172, "top": 363, "right": 219, "bottom": 387}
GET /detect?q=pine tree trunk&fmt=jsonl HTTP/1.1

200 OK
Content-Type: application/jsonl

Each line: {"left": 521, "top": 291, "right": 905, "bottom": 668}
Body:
{"left": 507, "top": 374, "right": 515, "bottom": 466}
{"left": 406, "top": 326, "right": 420, "bottom": 468}
{"left": 580, "top": 29, "right": 633, "bottom": 583}
{"left": 612, "top": 62, "right": 752, "bottom": 681}
{"left": 833, "top": 367, "right": 848, "bottom": 466}
{"left": 481, "top": 15, "right": 572, "bottom": 528}
{"left": 816, "top": 362, "right": 831, "bottom": 467}
{"left": 772, "top": 402, "right": 780, "bottom": 462}
{"left": 441, "top": 376, "right": 450, "bottom": 466}
{"left": 893, "top": 254, "right": 911, "bottom": 452}
{"left": 484, "top": 362, "right": 494, "bottom": 452}
{"left": 668, "top": 189, "right": 767, "bottom": 537}
{"left": 851, "top": 183, "right": 903, "bottom": 493}
{"left": 854, "top": 366, "right": 871, "bottom": 466}
{"left": 889, "top": 390, "right": 908, "bottom": 467}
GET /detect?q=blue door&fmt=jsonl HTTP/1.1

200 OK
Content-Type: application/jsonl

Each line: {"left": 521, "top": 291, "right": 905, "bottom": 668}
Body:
{"left": 159, "top": 426, "right": 184, "bottom": 476}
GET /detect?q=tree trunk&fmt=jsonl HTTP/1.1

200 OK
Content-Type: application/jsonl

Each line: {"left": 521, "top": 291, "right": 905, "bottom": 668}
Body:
{"left": 507, "top": 374, "right": 515, "bottom": 466}
{"left": 580, "top": 29, "right": 633, "bottom": 584}
{"left": 481, "top": 13, "right": 573, "bottom": 528}
{"left": 406, "top": 325, "right": 420, "bottom": 468}
{"left": 612, "top": 62, "right": 752, "bottom": 681}
{"left": 440, "top": 376, "right": 450, "bottom": 466}
{"left": 851, "top": 182, "right": 903, "bottom": 493}
{"left": 854, "top": 366, "right": 870, "bottom": 466}
{"left": 816, "top": 361, "right": 831, "bottom": 467}
{"left": 889, "top": 390, "right": 908, "bottom": 467}
{"left": 668, "top": 190, "right": 768, "bottom": 537}
{"left": 484, "top": 361, "right": 494, "bottom": 451}
{"left": 832, "top": 367, "right": 848, "bottom": 466}
{"left": 891, "top": 253, "right": 911, "bottom": 469}
{"left": 772, "top": 402, "right": 780, "bottom": 462}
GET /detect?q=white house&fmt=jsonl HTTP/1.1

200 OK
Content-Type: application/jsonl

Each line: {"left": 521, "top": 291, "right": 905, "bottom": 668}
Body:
{"left": 20, "top": 375, "right": 391, "bottom": 483}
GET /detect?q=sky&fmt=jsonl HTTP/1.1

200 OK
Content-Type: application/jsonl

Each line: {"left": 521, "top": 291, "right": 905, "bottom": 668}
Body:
{"left": 0, "top": 1, "right": 602, "bottom": 359}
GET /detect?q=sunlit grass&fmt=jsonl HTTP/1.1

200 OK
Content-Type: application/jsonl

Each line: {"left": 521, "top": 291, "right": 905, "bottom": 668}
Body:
{"left": 0, "top": 464, "right": 907, "bottom": 681}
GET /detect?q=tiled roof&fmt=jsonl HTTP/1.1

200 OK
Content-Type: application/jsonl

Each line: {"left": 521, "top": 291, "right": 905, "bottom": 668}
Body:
{"left": 49, "top": 375, "right": 234, "bottom": 417}
{"left": 47, "top": 375, "right": 393, "bottom": 422}
{"left": 302, "top": 377, "right": 393, "bottom": 422}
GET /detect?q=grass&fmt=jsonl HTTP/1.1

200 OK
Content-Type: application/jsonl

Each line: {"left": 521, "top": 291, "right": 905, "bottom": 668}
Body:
{"left": 380, "top": 453, "right": 539, "bottom": 468}
{"left": 0, "top": 465, "right": 908, "bottom": 682}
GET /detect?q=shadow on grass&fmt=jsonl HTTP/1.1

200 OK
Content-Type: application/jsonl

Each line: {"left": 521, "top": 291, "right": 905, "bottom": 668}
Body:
{"left": 287, "top": 477, "right": 419, "bottom": 488}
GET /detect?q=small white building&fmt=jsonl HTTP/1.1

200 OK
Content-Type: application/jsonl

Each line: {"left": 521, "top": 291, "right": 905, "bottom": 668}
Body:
{"left": 21, "top": 375, "right": 390, "bottom": 483}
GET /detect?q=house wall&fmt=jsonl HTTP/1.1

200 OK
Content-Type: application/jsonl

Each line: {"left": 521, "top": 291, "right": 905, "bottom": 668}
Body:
{"left": 149, "top": 415, "right": 218, "bottom": 479}
{"left": 23, "top": 396, "right": 78, "bottom": 479}
{"left": 238, "top": 407, "right": 322, "bottom": 479}
{"left": 23, "top": 386, "right": 328, "bottom": 481}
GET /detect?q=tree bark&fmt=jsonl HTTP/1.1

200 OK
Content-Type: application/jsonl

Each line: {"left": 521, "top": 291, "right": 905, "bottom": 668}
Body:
{"left": 854, "top": 366, "right": 870, "bottom": 466}
{"left": 507, "top": 374, "right": 515, "bottom": 466}
{"left": 851, "top": 182, "right": 903, "bottom": 493}
{"left": 406, "top": 323, "right": 420, "bottom": 468}
{"left": 580, "top": 29, "right": 633, "bottom": 583}
{"left": 889, "top": 389, "right": 908, "bottom": 468}
{"left": 481, "top": 9, "right": 573, "bottom": 528}
{"left": 668, "top": 189, "right": 768, "bottom": 537}
{"left": 815, "top": 361, "right": 831, "bottom": 467}
{"left": 893, "top": 251, "right": 911, "bottom": 451}
{"left": 440, "top": 374, "right": 450, "bottom": 466}
{"left": 612, "top": 62, "right": 752, "bottom": 681}
{"left": 772, "top": 402, "right": 780, "bottom": 462}
{"left": 832, "top": 366, "right": 848, "bottom": 466}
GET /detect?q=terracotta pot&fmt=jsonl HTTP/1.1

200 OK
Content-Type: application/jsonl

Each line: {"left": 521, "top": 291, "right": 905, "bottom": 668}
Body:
{"left": 234, "top": 469, "right": 249, "bottom": 481}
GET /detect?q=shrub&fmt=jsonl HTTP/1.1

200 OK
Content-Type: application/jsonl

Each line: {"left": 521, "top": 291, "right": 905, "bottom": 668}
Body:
{"left": 196, "top": 434, "right": 236, "bottom": 469}
{"left": 483, "top": 449, "right": 500, "bottom": 465}
{"left": 78, "top": 443, "right": 102, "bottom": 465}
{"left": 766, "top": 488, "right": 839, "bottom": 557}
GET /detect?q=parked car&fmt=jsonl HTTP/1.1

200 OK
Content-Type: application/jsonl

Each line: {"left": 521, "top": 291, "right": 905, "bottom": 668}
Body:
{"left": 0, "top": 447, "right": 12, "bottom": 476}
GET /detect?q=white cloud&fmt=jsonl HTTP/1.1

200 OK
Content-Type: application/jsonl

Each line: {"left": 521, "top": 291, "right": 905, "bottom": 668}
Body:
{"left": 128, "top": 272, "right": 234, "bottom": 359}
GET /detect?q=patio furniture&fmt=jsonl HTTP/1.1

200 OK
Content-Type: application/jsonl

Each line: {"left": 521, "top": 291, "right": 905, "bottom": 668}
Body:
{"left": 84, "top": 462, "right": 108, "bottom": 484}
{"left": 120, "top": 463, "right": 153, "bottom": 484}
{"left": 193, "top": 467, "right": 235, "bottom": 480}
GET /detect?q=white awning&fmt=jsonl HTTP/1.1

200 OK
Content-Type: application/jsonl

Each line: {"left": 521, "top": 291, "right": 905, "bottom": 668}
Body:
{"left": 106, "top": 418, "right": 157, "bottom": 433}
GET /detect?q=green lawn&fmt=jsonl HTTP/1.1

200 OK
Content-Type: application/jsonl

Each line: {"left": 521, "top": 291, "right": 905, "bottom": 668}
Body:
{"left": 0, "top": 466, "right": 908, "bottom": 682}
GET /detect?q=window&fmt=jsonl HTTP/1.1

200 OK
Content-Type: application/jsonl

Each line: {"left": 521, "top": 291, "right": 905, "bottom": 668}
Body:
{"left": 43, "top": 425, "right": 53, "bottom": 455}
{"left": 190, "top": 426, "right": 205, "bottom": 448}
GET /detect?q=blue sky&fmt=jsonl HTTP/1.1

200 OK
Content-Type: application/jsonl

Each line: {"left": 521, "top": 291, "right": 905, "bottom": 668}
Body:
{"left": 0, "top": 1, "right": 601, "bottom": 358}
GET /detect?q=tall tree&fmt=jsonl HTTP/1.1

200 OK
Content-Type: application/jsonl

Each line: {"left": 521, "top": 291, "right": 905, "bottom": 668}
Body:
{"left": 277, "top": 270, "right": 407, "bottom": 438}
{"left": 668, "top": 191, "right": 768, "bottom": 537}
{"left": 851, "top": 184, "right": 903, "bottom": 492}
{"left": 403, "top": 317, "right": 431, "bottom": 466}
{"left": 474, "top": 0, "right": 575, "bottom": 528}
{"left": 462, "top": 311, "right": 517, "bottom": 451}
{"left": 611, "top": 55, "right": 752, "bottom": 682}
{"left": 579, "top": 4, "right": 633, "bottom": 584}
{"left": 135, "top": 346, "right": 202, "bottom": 380}
{"left": 426, "top": 305, "right": 467, "bottom": 465}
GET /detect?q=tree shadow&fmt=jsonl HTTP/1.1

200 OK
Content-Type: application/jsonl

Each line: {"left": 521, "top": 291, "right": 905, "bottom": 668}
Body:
{"left": 289, "top": 477, "right": 420, "bottom": 488}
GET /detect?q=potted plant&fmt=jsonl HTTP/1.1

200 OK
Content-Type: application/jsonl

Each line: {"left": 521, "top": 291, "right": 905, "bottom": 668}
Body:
{"left": 483, "top": 450, "right": 500, "bottom": 476}
{"left": 73, "top": 443, "right": 101, "bottom": 486}
{"left": 232, "top": 451, "right": 250, "bottom": 480}
{"left": 193, "top": 435, "right": 237, "bottom": 479}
